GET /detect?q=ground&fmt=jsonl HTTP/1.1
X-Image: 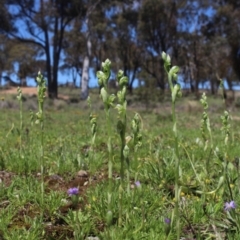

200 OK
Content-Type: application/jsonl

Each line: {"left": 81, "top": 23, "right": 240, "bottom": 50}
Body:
{"left": 0, "top": 87, "right": 69, "bottom": 100}
{"left": 1, "top": 86, "right": 240, "bottom": 239}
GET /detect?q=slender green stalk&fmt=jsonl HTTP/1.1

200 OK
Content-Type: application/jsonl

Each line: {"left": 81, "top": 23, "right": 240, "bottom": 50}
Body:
{"left": 35, "top": 72, "right": 46, "bottom": 204}
{"left": 123, "top": 145, "right": 130, "bottom": 194}
{"left": 172, "top": 100, "right": 180, "bottom": 239}
{"left": 237, "top": 158, "right": 240, "bottom": 196}
{"left": 131, "top": 113, "right": 142, "bottom": 167}
{"left": 17, "top": 87, "right": 23, "bottom": 156}
{"left": 87, "top": 96, "right": 97, "bottom": 168}
{"left": 97, "top": 59, "right": 114, "bottom": 180}
{"left": 118, "top": 118, "right": 126, "bottom": 181}
{"left": 219, "top": 79, "right": 235, "bottom": 200}
{"left": 221, "top": 110, "right": 233, "bottom": 199}
{"left": 106, "top": 109, "right": 113, "bottom": 180}
{"left": 116, "top": 70, "right": 128, "bottom": 181}
{"left": 162, "top": 52, "right": 181, "bottom": 239}
{"left": 17, "top": 87, "right": 28, "bottom": 176}
{"left": 40, "top": 112, "right": 44, "bottom": 200}
{"left": 118, "top": 184, "right": 123, "bottom": 226}
{"left": 97, "top": 59, "right": 115, "bottom": 225}
{"left": 200, "top": 93, "right": 213, "bottom": 170}
{"left": 105, "top": 97, "right": 114, "bottom": 226}
{"left": 171, "top": 79, "right": 180, "bottom": 240}
{"left": 116, "top": 70, "right": 129, "bottom": 226}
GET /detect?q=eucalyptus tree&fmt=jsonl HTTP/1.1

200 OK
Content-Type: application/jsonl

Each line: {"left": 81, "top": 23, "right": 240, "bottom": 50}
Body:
{"left": 0, "top": 35, "right": 15, "bottom": 86}
{"left": 4, "top": 0, "right": 83, "bottom": 98}
{"left": 61, "top": 20, "right": 85, "bottom": 88}
{"left": 184, "top": 0, "right": 240, "bottom": 94}
{"left": 80, "top": 0, "right": 102, "bottom": 100}
{"left": 110, "top": 2, "right": 141, "bottom": 93}
{"left": 174, "top": 0, "right": 225, "bottom": 94}
{"left": 0, "top": 36, "right": 46, "bottom": 86}
{"left": 0, "top": 2, "right": 13, "bottom": 86}
{"left": 91, "top": 12, "right": 114, "bottom": 74}
{"left": 138, "top": 0, "right": 179, "bottom": 91}
{"left": 13, "top": 44, "right": 45, "bottom": 86}
{"left": 61, "top": 0, "right": 114, "bottom": 93}
{"left": 186, "top": 0, "right": 240, "bottom": 94}
{"left": 79, "top": 0, "right": 135, "bottom": 99}
{"left": 0, "top": 1, "right": 12, "bottom": 33}
{"left": 207, "top": 0, "right": 240, "bottom": 86}
{"left": 177, "top": 30, "right": 212, "bottom": 94}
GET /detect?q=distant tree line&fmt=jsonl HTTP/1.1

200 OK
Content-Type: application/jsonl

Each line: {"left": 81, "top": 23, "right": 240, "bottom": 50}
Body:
{"left": 0, "top": 0, "right": 240, "bottom": 99}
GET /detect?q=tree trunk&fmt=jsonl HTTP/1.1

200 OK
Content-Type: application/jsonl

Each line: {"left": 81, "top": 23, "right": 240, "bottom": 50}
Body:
{"left": 226, "top": 77, "right": 233, "bottom": 91}
{"left": 48, "top": 77, "right": 58, "bottom": 98}
{"left": 43, "top": 25, "right": 54, "bottom": 98}
{"left": 49, "top": 54, "right": 58, "bottom": 99}
{"left": 210, "top": 77, "right": 217, "bottom": 95}
{"left": 20, "top": 78, "right": 27, "bottom": 86}
{"left": 128, "top": 68, "right": 137, "bottom": 95}
{"left": 81, "top": 53, "right": 90, "bottom": 100}
{"left": 80, "top": 0, "right": 101, "bottom": 99}
{"left": 50, "top": 31, "right": 59, "bottom": 98}
{"left": 48, "top": 14, "right": 64, "bottom": 99}
{"left": 51, "top": 16, "right": 59, "bottom": 99}
{"left": 72, "top": 68, "right": 77, "bottom": 88}
{"left": 80, "top": 17, "right": 91, "bottom": 100}
{"left": 157, "top": 77, "right": 165, "bottom": 90}
{"left": 194, "top": 78, "right": 199, "bottom": 93}
{"left": 158, "top": 65, "right": 165, "bottom": 90}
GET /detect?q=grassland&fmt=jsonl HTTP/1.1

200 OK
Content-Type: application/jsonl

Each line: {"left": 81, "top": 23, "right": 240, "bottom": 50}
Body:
{"left": 0, "top": 85, "right": 240, "bottom": 240}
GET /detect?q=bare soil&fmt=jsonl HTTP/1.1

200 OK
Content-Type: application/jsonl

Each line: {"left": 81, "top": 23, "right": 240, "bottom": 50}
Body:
{"left": 0, "top": 169, "right": 107, "bottom": 239}
{"left": 0, "top": 87, "right": 69, "bottom": 100}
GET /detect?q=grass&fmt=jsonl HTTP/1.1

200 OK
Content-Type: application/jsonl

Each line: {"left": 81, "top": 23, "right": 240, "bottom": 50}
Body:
{"left": 1, "top": 69, "right": 240, "bottom": 239}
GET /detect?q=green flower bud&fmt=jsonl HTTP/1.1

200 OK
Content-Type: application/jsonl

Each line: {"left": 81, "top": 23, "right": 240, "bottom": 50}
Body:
{"left": 106, "top": 210, "right": 113, "bottom": 226}
{"left": 123, "top": 144, "right": 130, "bottom": 159}
{"left": 119, "top": 76, "right": 128, "bottom": 88}
{"left": 97, "top": 71, "right": 104, "bottom": 87}
{"left": 100, "top": 88, "right": 108, "bottom": 103}
{"left": 117, "top": 70, "right": 124, "bottom": 82}
{"left": 172, "top": 83, "right": 181, "bottom": 103}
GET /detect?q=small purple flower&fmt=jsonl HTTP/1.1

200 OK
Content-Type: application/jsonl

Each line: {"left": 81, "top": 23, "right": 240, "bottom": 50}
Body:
{"left": 67, "top": 187, "right": 79, "bottom": 196}
{"left": 135, "top": 181, "right": 141, "bottom": 187}
{"left": 224, "top": 201, "right": 236, "bottom": 211}
{"left": 164, "top": 218, "right": 171, "bottom": 224}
